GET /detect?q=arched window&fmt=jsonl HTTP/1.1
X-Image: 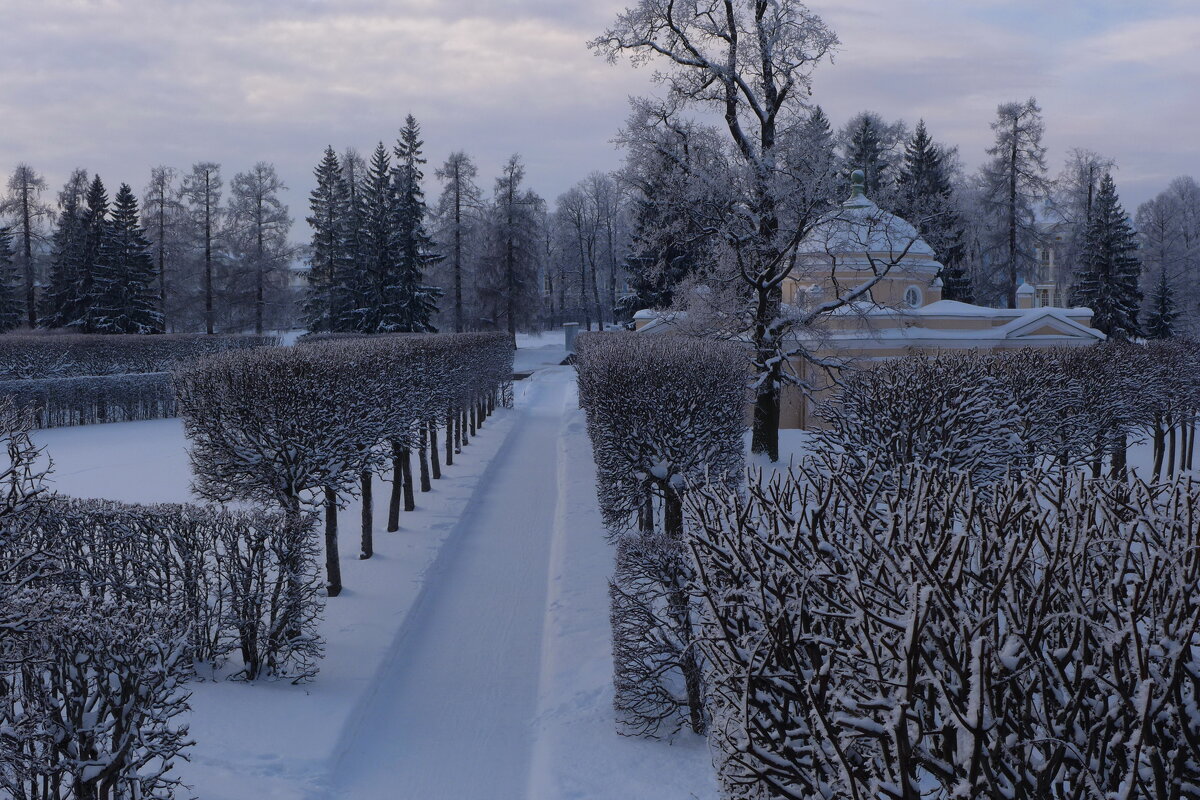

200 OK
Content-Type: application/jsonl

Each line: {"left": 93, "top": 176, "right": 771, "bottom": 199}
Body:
{"left": 903, "top": 285, "right": 923, "bottom": 308}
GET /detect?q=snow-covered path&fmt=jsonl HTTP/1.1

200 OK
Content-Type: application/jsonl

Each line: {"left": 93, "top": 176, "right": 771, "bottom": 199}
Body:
{"left": 325, "top": 370, "right": 569, "bottom": 799}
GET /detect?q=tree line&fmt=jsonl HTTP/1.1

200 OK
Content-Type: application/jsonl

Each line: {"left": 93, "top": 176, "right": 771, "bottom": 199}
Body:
{"left": 0, "top": 160, "right": 293, "bottom": 335}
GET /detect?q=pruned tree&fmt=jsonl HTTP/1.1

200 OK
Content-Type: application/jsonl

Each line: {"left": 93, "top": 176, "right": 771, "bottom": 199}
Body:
{"left": 576, "top": 332, "right": 747, "bottom": 736}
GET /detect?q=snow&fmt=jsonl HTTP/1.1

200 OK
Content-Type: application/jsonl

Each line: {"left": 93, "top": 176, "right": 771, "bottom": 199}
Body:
{"left": 30, "top": 345, "right": 716, "bottom": 800}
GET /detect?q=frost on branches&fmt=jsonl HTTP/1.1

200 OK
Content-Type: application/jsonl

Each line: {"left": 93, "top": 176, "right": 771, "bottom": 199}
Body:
{"left": 685, "top": 465, "right": 1200, "bottom": 800}
{"left": 0, "top": 595, "right": 193, "bottom": 800}
{"left": 576, "top": 332, "right": 746, "bottom": 737}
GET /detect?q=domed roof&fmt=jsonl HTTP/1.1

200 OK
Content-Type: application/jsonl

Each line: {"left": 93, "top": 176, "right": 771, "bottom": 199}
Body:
{"left": 799, "top": 170, "right": 936, "bottom": 260}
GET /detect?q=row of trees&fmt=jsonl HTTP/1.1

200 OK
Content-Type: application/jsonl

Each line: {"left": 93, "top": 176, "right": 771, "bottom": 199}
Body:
{"left": 176, "top": 332, "right": 514, "bottom": 596}
{"left": 0, "top": 160, "right": 293, "bottom": 335}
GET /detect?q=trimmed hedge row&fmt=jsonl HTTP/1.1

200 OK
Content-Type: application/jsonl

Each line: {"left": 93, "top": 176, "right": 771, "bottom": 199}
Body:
{"left": 0, "top": 333, "right": 280, "bottom": 379}
{"left": 5, "top": 495, "right": 323, "bottom": 682}
{"left": 1, "top": 372, "right": 175, "bottom": 428}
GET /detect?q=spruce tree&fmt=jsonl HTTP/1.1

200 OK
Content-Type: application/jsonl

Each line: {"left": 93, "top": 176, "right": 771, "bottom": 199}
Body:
{"left": 336, "top": 149, "right": 367, "bottom": 332}
{"left": 1069, "top": 173, "right": 1142, "bottom": 339}
{"left": 0, "top": 227, "right": 22, "bottom": 332}
{"left": 1144, "top": 267, "right": 1178, "bottom": 339}
{"left": 91, "top": 184, "right": 162, "bottom": 333}
{"left": 353, "top": 143, "right": 399, "bottom": 333}
{"left": 620, "top": 154, "right": 702, "bottom": 315}
{"left": 390, "top": 115, "right": 443, "bottom": 332}
{"left": 78, "top": 175, "right": 111, "bottom": 332}
{"left": 895, "top": 120, "right": 973, "bottom": 303}
{"left": 41, "top": 169, "right": 90, "bottom": 328}
{"left": 843, "top": 114, "right": 891, "bottom": 196}
{"left": 304, "top": 147, "right": 345, "bottom": 332}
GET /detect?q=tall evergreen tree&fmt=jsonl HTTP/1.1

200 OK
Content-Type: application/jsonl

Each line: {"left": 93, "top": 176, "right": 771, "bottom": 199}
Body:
{"left": 390, "top": 115, "right": 442, "bottom": 332}
{"left": 304, "top": 147, "right": 345, "bottom": 332}
{"left": 337, "top": 149, "right": 367, "bottom": 331}
{"left": 78, "top": 175, "right": 111, "bottom": 332}
{"left": 1144, "top": 266, "right": 1178, "bottom": 339}
{"left": 41, "top": 169, "right": 91, "bottom": 328}
{"left": 895, "top": 120, "right": 973, "bottom": 303}
{"left": 91, "top": 184, "right": 162, "bottom": 333}
{"left": 352, "top": 143, "right": 399, "bottom": 333}
{"left": 842, "top": 113, "right": 896, "bottom": 196}
{"left": 1069, "top": 174, "right": 1142, "bottom": 339}
{"left": 0, "top": 226, "right": 21, "bottom": 332}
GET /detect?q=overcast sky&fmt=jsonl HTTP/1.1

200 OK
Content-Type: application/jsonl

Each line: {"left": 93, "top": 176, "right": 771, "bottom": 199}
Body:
{"left": 1, "top": 0, "right": 1196, "bottom": 234}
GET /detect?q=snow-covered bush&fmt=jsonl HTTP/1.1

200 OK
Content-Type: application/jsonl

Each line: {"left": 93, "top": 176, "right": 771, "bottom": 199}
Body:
{"left": 814, "top": 351, "right": 1023, "bottom": 486}
{"left": 1137, "top": 338, "right": 1200, "bottom": 478}
{"left": 3, "top": 497, "right": 323, "bottom": 681}
{"left": 685, "top": 465, "right": 1200, "bottom": 799}
{"left": 0, "top": 371, "right": 176, "bottom": 428}
{"left": 0, "top": 594, "right": 193, "bottom": 800}
{"left": 181, "top": 333, "right": 514, "bottom": 594}
{"left": 176, "top": 345, "right": 382, "bottom": 597}
{"left": 0, "top": 332, "right": 279, "bottom": 380}
{"left": 575, "top": 331, "right": 747, "bottom": 736}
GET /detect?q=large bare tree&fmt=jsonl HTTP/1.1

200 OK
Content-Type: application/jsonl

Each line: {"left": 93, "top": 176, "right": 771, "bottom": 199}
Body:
{"left": 593, "top": 1, "right": 867, "bottom": 460}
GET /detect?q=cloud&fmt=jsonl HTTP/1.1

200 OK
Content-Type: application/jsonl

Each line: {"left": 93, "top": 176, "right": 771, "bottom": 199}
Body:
{"left": 0, "top": 0, "right": 1194, "bottom": 230}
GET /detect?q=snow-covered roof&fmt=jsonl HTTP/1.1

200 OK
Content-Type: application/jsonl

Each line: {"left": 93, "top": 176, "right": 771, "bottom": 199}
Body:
{"left": 798, "top": 170, "right": 937, "bottom": 261}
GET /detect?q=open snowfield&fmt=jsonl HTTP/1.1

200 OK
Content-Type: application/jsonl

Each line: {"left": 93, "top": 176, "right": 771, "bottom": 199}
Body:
{"left": 31, "top": 344, "right": 718, "bottom": 800}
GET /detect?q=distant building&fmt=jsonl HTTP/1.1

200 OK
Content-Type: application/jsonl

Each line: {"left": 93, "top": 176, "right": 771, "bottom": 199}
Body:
{"left": 635, "top": 171, "right": 1104, "bottom": 428}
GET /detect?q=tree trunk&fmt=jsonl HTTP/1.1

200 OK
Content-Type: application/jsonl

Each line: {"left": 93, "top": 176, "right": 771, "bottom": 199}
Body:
{"left": 205, "top": 175, "right": 214, "bottom": 335}
{"left": 388, "top": 440, "right": 403, "bottom": 532}
{"left": 360, "top": 470, "right": 373, "bottom": 559}
{"left": 402, "top": 447, "right": 415, "bottom": 512}
{"left": 1153, "top": 415, "right": 1166, "bottom": 479}
{"left": 1168, "top": 418, "right": 1178, "bottom": 479}
{"left": 418, "top": 426, "right": 431, "bottom": 492}
{"left": 460, "top": 408, "right": 469, "bottom": 446}
{"left": 430, "top": 421, "right": 441, "bottom": 479}
{"left": 664, "top": 488, "right": 704, "bottom": 734}
{"left": 1109, "top": 432, "right": 1127, "bottom": 480}
{"left": 324, "top": 486, "right": 342, "bottom": 597}
{"left": 445, "top": 409, "right": 455, "bottom": 465}
{"left": 751, "top": 385, "right": 781, "bottom": 463}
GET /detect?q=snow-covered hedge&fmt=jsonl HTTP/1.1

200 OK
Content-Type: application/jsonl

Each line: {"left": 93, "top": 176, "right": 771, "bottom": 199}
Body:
{"left": 0, "top": 332, "right": 279, "bottom": 379}
{"left": 815, "top": 341, "right": 1200, "bottom": 484}
{"left": 5, "top": 496, "right": 323, "bottom": 682}
{"left": 0, "top": 593, "right": 193, "bottom": 800}
{"left": 0, "top": 371, "right": 175, "bottom": 428}
{"left": 686, "top": 465, "right": 1200, "bottom": 799}
{"left": 178, "top": 332, "right": 514, "bottom": 596}
{"left": 575, "top": 332, "right": 747, "bottom": 737}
